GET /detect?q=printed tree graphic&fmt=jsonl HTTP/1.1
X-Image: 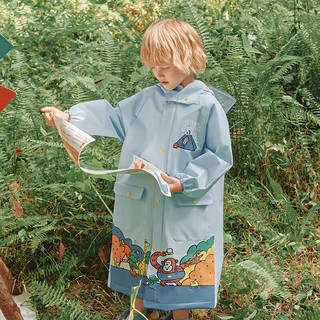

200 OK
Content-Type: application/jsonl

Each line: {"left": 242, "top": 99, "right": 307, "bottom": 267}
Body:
{"left": 129, "top": 250, "right": 139, "bottom": 270}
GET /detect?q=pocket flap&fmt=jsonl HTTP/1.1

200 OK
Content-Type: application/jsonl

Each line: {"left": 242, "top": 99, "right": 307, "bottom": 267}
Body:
{"left": 114, "top": 182, "right": 145, "bottom": 200}
{"left": 174, "top": 191, "right": 213, "bottom": 206}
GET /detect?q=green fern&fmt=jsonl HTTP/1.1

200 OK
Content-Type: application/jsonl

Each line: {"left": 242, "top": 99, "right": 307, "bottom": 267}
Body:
{"left": 294, "top": 307, "right": 320, "bottom": 320}
{"left": 238, "top": 254, "right": 291, "bottom": 299}
{"left": 182, "top": 2, "right": 216, "bottom": 67}
{"left": 282, "top": 95, "right": 320, "bottom": 127}
{"left": 59, "top": 73, "right": 100, "bottom": 104}
{"left": 100, "top": 31, "right": 122, "bottom": 77}
{"left": 28, "top": 280, "right": 103, "bottom": 320}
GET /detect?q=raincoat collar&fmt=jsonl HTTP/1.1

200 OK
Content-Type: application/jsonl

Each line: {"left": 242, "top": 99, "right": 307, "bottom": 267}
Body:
{"left": 156, "top": 80, "right": 236, "bottom": 113}
{"left": 157, "top": 80, "right": 206, "bottom": 105}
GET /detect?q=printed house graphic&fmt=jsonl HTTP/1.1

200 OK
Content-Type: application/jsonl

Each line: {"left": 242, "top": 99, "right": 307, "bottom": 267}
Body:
{"left": 173, "top": 131, "right": 197, "bottom": 151}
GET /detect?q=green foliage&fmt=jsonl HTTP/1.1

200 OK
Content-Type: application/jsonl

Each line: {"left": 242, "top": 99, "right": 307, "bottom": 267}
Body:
{"left": 181, "top": 2, "right": 216, "bottom": 66}
{"left": 0, "top": 0, "right": 318, "bottom": 319}
{"left": 238, "top": 254, "right": 291, "bottom": 299}
{"left": 28, "top": 280, "right": 104, "bottom": 320}
{"left": 127, "top": 280, "right": 148, "bottom": 320}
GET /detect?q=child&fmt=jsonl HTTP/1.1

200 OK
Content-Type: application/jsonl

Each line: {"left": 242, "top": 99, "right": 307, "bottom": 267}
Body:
{"left": 42, "top": 18, "right": 233, "bottom": 320}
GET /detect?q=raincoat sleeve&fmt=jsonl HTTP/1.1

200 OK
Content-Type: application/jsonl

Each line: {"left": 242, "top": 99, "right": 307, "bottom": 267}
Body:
{"left": 65, "top": 89, "right": 148, "bottom": 142}
{"left": 66, "top": 99, "right": 125, "bottom": 141}
{"left": 174, "top": 101, "right": 233, "bottom": 199}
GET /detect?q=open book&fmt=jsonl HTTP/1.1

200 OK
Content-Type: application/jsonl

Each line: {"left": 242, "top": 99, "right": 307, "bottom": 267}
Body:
{"left": 53, "top": 115, "right": 171, "bottom": 197}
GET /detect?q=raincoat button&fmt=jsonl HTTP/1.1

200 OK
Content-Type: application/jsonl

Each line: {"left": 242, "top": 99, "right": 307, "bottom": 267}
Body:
{"left": 185, "top": 97, "right": 189, "bottom": 101}
{"left": 160, "top": 148, "right": 164, "bottom": 153}
{"left": 127, "top": 192, "right": 131, "bottom": 196}
{"left": 156, "top": 200, "right": 160, "bottom": 204}
{"left": 192, "top": 200, "right": 196, "bottom": 204}
{"left": 206, "top": 86, "right": 210, "bottom": 90}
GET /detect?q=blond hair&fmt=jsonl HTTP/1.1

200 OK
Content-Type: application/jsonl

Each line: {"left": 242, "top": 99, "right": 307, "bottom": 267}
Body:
{"left": 141, "top": 18, "right": 207, "bottom": 76}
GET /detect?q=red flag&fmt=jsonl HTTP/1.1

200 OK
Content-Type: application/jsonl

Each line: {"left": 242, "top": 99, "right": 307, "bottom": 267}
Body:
{"left": 0, "top": 85, "right": 16, "bottom": 112}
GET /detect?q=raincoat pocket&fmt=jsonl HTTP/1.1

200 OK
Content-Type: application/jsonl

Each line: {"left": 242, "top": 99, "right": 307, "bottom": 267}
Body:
{"left": 172, "top": 192, "right": 214, "bottom": 241}
{"left": 113, "top": 182, "right": 146, "bottom": 231}
{"left": 174, "top": 191, "right": 214, "bottom": 206}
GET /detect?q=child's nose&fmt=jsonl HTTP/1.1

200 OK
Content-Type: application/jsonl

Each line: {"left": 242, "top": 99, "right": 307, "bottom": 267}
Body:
{"left": 154, "top": 70, "right": 162, "bottom": 78}
{"left": 158, "top": 69, "right": 165, "bottom": 77}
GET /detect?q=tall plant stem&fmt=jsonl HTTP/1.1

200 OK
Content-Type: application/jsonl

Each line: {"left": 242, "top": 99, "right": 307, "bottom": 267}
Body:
{"left": 89, "top": 179, "right": 113, "bottom": 217}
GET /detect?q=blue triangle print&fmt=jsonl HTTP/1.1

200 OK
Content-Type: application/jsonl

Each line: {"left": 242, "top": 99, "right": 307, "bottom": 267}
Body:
{"left": 173, "top": 131, "right": 197, "bottom": 151}
{"left": 0, "top": 34, "right": 13, "bottom": 59}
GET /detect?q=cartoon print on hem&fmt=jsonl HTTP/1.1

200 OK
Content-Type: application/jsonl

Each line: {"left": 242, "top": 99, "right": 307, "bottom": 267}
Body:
{"left": 112, "top": 226, "right": 151, "bottom": 277}
{"left": 150, "top": 248, "right": 201, "bottom": 286}
{"left": 180, "top": 236, "right": 215, "bottom": 286}
{"left": 148, "top": 236, "right": 215, "bottom": 287}
{"left": 112, "top": 225, "right": 215, "bottom": 288}
{"left": 173, "top": 130, "right": 197, "bottom": 151}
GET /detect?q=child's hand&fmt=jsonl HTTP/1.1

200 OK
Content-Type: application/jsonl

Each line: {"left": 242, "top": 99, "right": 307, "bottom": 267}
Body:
{"left": 161, "top": 173, "right": 184, "bottom": 193}
{"left": 40, "top": 107, "right": 70, "bottom": 126}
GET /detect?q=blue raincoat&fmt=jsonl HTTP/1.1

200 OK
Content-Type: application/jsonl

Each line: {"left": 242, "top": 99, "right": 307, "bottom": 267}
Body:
{"left": 66, "top": 80, "right": 234, "bottom": 311}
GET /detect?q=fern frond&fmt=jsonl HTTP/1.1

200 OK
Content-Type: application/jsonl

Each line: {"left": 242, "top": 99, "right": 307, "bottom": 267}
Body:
{"left": 238, "top": 254, "right": 291, "bottom": 299}
{"left": 29, "top": 221, "right": 59, "bottom": 252}
{"left": 28, "top": 139, "right": 65, "bottom": 150}
{"left": 28, "top": 280, "right": 99, "bottom": 320}
{"left": 60, "top": 74, "right": 96, "bottom": 93}
{"left": 0, "top": 234, "right": 20, "bottom": 247}
{"left": 268, "top": 56, "right": 302, "bottom": 85}
{"left": 182, "top": 2, "right": 215, "bottom": 66}
{"left": 60, "top": 74, "right": 100, "bottom": 104}
{"left": 297, "top": 87, "right": 320, "bottom": 121}
{"left": 282, "top": 95, "right": 320, "bottom": 127}
{"left": 294, "top": 307, "right": 320, "bottom": 320}
{"left": 100, "top": 31, "right": 122, "bottom": 76}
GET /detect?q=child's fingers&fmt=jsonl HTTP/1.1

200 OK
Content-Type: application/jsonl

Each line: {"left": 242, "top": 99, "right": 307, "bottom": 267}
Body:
{"left": 160, "top": 173, "right": 183, "bottom": 193}
{"left": 40, "top": 107, "right": 69, "bottom": 122}
{"left": 160, "top": 173, "right": 174, "bottom": 185}
{"left": 40, "top": 107, "right": 56, "bottom": 126}
{"left": 161, "top": 173, "right": 175, "bottom": 184}
{"left": 44, "top": 113, "right": 54, "bottom": 125}
{"left": 44, "top": 112, "right": 53, "bottom": 121}
{"left": 160, "top": 172, "right": 169, "bottom": 182}
{"left": 40, "top": 106, "right": 56, "bottom": 113}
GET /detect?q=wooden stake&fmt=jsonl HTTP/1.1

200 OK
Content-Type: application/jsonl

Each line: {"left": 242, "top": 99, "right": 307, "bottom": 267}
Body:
{"left": 0, "top": 258, "right": 23, "bottom": 320}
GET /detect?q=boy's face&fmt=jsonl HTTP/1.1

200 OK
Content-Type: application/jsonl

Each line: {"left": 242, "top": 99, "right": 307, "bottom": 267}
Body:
{"left": 151, "top": 65, "right": 194, "bottom": 90}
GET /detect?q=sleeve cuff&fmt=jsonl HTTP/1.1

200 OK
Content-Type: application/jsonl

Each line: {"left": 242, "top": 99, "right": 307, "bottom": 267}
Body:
{"left": 174, "top": 173, "right": 198, "bottom": 194}
{"left": 64, "top": 110, "right": 70, "bottom": 121}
